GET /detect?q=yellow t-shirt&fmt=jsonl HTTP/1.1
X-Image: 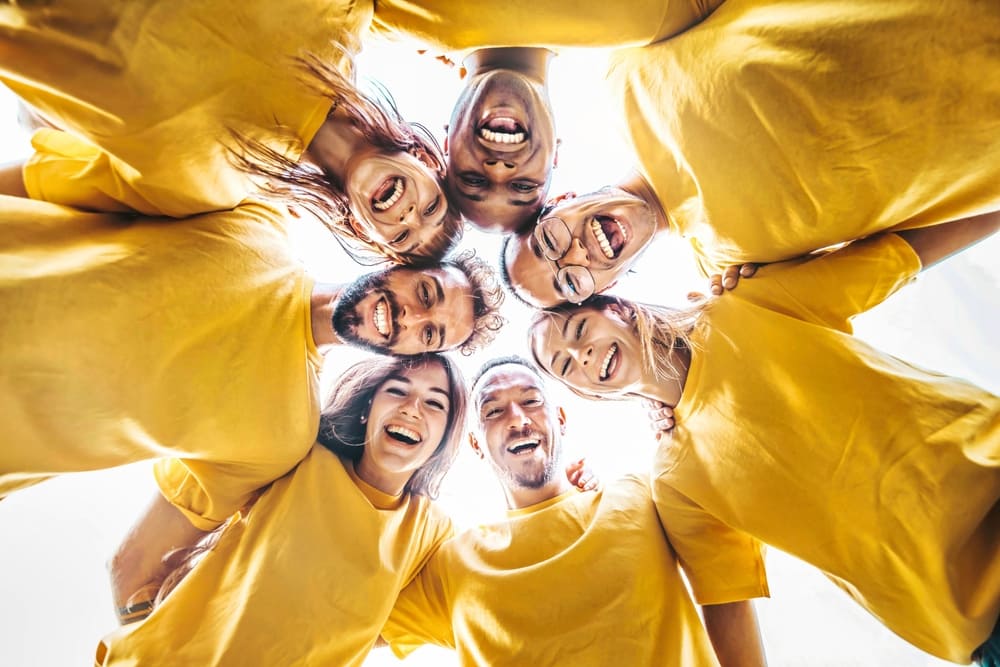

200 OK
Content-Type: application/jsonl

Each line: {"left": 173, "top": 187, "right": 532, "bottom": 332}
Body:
{"left": 373, "top": 0, "right": 723, "bottom": 50}
{"left": 384, "top": 475, "right": 720, "bottom": 667}
{"left": 607, "top": 0, "right": 1000, "bottom": 274}
{"left": 656, "top": 233, "right": 1000, "bottom": 662}
{"left": 0, "top": 194, "right": 322, "bottom": 528}
{"left": 97, "top": 446, "right": 454, "bottom": 666}
{"left": 0, "top": 0, "right": 370, "bottom": 216}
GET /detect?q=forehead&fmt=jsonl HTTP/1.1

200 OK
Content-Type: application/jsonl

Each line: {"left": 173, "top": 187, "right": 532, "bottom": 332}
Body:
{"left": 391, "top": 360, "right": 449, "bottom": 388}
{"left": 504, "top": 235, "right": 561, "bottom": 308}
{"left": 476, "top": 365, "right": 543, "bottom": 402}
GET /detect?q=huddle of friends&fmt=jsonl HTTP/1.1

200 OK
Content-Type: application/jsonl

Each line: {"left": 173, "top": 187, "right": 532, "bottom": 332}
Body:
{"left": 0, "top": 1, "right": 998, "bottom": 666}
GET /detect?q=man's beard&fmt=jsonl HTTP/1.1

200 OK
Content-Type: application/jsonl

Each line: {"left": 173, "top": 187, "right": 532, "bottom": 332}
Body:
{"left": 495, "top": 428, "right": 562, "bottom": 490}
{"left": 332, "top": 270, "right": 401, "bottom": 354}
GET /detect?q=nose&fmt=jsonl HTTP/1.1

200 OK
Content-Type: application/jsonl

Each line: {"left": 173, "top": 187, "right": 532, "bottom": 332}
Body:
{"left": 397, "top": 305, "right": 430, "bottom": 328}
{"left": 568, "top": 345, "right": 593, "bottom": 366}
{"left": 399, "top": 203, "right": 415, "bottom": 223}
{"left": 507, "top": 402, "right": 531, "bottom": 427}
{"left": 560, "top": 238, "right": 589, "bottom": 267}
{"left": 400, "top": 395, "right": 423, "bottom": 419}
{"left": 483, "top": 159, "right": 516, "bottom": 178}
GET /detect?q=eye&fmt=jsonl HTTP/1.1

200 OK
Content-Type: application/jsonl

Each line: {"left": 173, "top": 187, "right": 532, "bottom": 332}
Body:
{"left": 391, "top": 230, "right": 409, "bottom": 247}
{"left": 422, "top": 325, "right": 435, "bottom": 347}
{"left": 419, "top": 282, "right": 432, "bottom": 307}
{"left": 542, "top": 231, "right": 558, "bottom": 253}
{"left": 511, "top": 181, "right": 538, "bottom": 193}
{"left": 461, "top": 174, "right": 487, "bottom": 187}
{"left": 386, "top": 386, "right": 406, "bottom": 397}
{"left": 564, "top": 276, "right": 580, "bottom": 296}
{"left": 482, "top": 407, "right": 502, "bottom": 420}
{"left": 423, "top": 196, "right": 441, "bottom": 217}
{"left": 560, "top": 357, "right": 571, "bottom": 377}
{"left": 575, "top": 318, "right": 586, "bottom": 341}
{"left": 426, "top": 398, "right": 447, "bottom": 411}
{"left": 523, "top": 398, "right": 542, "bottom": 407}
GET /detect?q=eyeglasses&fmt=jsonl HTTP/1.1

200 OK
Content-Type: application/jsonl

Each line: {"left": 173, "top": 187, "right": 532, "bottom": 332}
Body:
{"left": 532, "top": 217, "right": 596, "bottom": 304}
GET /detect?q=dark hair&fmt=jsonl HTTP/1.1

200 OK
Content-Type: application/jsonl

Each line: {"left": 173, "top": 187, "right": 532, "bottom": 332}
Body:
{"left": 441, "top": 248, "right": 507, "bottom": 355}
{"left": 497, "top": 233, "right": 538, "bottom": 309}
{"left": 471, "top": 355, "right": 544, "bottom": 397}
{"left": 229, "top": 53, "right": 463, "bottom": 265}
{"left": 316, "top": 354, "right": 467, "bottom": 499}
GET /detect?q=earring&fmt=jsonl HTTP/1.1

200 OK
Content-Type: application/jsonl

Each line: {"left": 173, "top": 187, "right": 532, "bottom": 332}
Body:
{"left": 360, "top": 414, "right": 367, "bottom": 424}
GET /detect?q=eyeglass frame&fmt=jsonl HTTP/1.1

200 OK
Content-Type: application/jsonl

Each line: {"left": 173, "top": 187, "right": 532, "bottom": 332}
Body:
{"left": 531, "top": 216, "right": 597, "bottom": 304}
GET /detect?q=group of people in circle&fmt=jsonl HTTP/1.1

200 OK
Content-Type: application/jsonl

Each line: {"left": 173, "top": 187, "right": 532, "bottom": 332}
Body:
{"left": 1, "top": 1, "right": 998, "bottom": 665}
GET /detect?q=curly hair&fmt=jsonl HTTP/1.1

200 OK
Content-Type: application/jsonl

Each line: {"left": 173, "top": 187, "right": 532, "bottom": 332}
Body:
{"left": 442, "top": 248, "right": 507, "bottom": 355}
{"left": 228, "top": 52, "right": 464, "bottom": 265}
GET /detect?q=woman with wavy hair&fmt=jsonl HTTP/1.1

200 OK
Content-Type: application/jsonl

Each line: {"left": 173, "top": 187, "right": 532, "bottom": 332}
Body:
{"left": 98, "top": 353, "right": 467, "bottom": 665}
{"left": 0, "top": 0, "right": 462, "bottom": 264}
{"left": 528, "top": 217, "right": 1000, "bottom": 665}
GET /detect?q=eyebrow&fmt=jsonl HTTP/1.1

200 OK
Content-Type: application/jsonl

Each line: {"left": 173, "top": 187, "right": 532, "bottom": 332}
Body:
{"left": 456, "top": 190, "right": 537, "bottom": 207}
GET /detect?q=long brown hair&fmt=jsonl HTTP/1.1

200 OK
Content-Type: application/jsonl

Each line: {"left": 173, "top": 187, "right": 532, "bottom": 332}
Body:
{"left": 229, "top": 53, "right": 463, "bottom": 265}
{"left": 530, "top": 294, "right": 710, "bottom": 396}
{"left": 140, "top": 355, "right": 467, "bottom": 613}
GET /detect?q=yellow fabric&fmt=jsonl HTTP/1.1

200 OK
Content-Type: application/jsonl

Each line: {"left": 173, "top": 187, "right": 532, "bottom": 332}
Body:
{"left": 0, "top": 0, "right": 369, "bottom": 216}
{"left": 384, "top": 476, "right": 720, "bottom": 666}
{"left": 0, "top": 194, "right": 322, "bottom": 527}
{"left": 373, "top": 0, "right": 723, "bottom": 50}
{"left": 655, "top": 233, "right": 1000, "bottom": 662}
{"left": 608, "top": 0, "right": 1000, "bottom": 274}
{"left": 97, "top": 446, "right": 454, "bottom": 667}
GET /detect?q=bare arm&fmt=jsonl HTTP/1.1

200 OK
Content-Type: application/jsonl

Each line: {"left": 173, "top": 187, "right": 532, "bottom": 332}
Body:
{"left": 702, "top": 601, "right": 767, "bottom": 667}
{"left": 0, "top": 160, "right": 28, "bottom": 198}
{"left": 108, "top": 492, "right": 209, "bottom": 624}
{"left": 896, "top": 210, "right": 999, "bottom": 271}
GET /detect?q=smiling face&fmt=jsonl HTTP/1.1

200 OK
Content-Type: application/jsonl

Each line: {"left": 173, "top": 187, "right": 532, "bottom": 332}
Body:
{"left": 473, "top": 363, "right": 565, "bottom": 491}
{"left": 356, "top": 361, "right": 452, "bottom": 494}
{"left": 529, "top": 304, "right": 644, "bottom": 398}
{"left": 446, "top": 69, "right": 557, "bottom": 233}
{"left": 504, "top": 189, "right": 660, "bottom": 307}
{"left": 332, "top": 265, "right": 476, "bottom": 355}
{"left": 345, "top": 149, "right": 456, "bottom": 260}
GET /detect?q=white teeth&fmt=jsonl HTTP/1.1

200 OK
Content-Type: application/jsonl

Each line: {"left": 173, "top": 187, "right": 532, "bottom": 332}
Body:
{"left": 507, "top": 437, "right": 540, "bottom": 453}
{"left": 373, "top": 299, "right": 390, "bottom": 337}
{"left": 590, "top": 219, "right": 615, "bottom": 259}
{"left": 373, "top": 178, "right": 404, "bottom": 211}
{"left": 479, "top": 128, "right": 526, "bottom": 144}
{"left": 600, "top": 343, "right": 618, "bottom": 381}
{"left": 387, "top": 424, "right": 421, "bottom": 443}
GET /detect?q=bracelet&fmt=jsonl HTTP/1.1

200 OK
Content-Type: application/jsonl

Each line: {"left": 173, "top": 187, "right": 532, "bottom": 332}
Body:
{"left": 117, "top": 599, "right": 154, "bottom": 624}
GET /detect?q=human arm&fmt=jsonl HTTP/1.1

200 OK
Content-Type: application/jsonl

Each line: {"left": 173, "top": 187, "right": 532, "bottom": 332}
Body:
{"left": 702, "top": 601, "right": 768, "bottom": 667}
{"left": 895, "top": 209, "right": 999, "bottom": 271}
{"left": 108, "top": 491, "right": 209, "bottom": 624}
{"left": 0, "top": 160, "right": 28, "bottom": 197}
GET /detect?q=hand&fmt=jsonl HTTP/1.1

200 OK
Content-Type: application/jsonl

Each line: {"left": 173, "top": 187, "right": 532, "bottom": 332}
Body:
{"left": 709, "top": 263, "right": 758, "bottom": 295}
{"left": 643, "top": 398, "right": 676, "bottom": 437}
{"left": 565, "top": 457, "right": 600, "bottom": 492}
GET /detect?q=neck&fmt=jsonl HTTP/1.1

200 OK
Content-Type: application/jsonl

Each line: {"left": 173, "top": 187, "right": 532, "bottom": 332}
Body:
{"left": 302, "top": 108, "right": 369, "bottom": 177}
{"left": 503, "top": 477, "right": 571, "bottom": 511}
{"left": 354, "top": 456, "right": 408, "bottom": 497}
{"left": 464, "top": 47, "right": 554, "bottom": 83}
{"left": 618, "top": 170, "right": 671, "bottom": 234}
{"left": 635, "top": 345, "right": 692, "bottom": 407}
{"left": 310, "top": 282, "right": 346, "bottom": 350}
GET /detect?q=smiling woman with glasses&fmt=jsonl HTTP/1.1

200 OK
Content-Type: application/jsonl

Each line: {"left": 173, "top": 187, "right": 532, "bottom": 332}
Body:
{"left": 531, "top": 216, "right": 598, "bottom": 304}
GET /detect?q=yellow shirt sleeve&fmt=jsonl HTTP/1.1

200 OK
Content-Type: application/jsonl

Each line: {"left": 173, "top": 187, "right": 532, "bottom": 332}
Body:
{"left": 372, "top": 0, "right": 724, "bottom": 50}
{"left": 733, "top": 233, "right": 921, "bottom": 332}
{"left": 653, "top": 473, "right": 769, "bottom": 605}
{"left": 383, "top": 550, "right": 455, "bottom": 657}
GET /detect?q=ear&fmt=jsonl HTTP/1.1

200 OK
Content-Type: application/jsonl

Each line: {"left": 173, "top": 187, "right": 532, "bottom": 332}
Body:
{"left": 596, "top": 279, "right": 619, "bottom": 296}
{"left": 345, "top": 214, "right": 371, "bottom": 242}
{"left": 604, "top": 300, "right": 634, "bottom": 323}
{"left": 557, "top": 406, "right": 567, "bottom": 435}
{"left": 468, "top": 433, "right": 484, "bottom": 459}
{"left": 553, "top": 138, "right": 562, "bottom": 169}
{"left": 411, "top": 146, "right": 444, "bottom": 174}
{"left": 545, "top": 191, "right": 577, "bottom": 209}
{"left": 442, "top": 130, "right": 449, "bottom": 156}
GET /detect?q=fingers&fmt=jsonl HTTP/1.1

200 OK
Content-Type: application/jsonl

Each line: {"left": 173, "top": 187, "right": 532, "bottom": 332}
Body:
{"left": 740, "top": 262, "right": 758, "bottom": 278}
{"left": 722, "top": 264, "right": 741, "bottom": 289}
{"left": 709, "top": 273, "right": 723, "bottom": 295}
{"left": 647, "top": 405, "right": 675, "bottom": 434}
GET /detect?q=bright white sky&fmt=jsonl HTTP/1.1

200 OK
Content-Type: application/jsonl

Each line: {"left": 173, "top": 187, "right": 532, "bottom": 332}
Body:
{"left": 1, "top": 33, "right": 997, "bottom": 667}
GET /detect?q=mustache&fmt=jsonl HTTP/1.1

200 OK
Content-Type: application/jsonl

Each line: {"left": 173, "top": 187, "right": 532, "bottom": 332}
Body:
{"left": 504, "top": 426, "right": 545, "bottom": 449}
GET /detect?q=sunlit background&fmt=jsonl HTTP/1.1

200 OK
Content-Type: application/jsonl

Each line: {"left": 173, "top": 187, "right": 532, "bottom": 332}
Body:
{"left": 1, "top": 33, "right": 997, "bottom": 666}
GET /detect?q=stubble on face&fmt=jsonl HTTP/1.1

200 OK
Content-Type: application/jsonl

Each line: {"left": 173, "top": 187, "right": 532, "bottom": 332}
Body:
{"left": 332, "top": 271, "right": 401, "bottom": 353}
{"left": 492, "top": 424, "right": 562, "bottom": 490}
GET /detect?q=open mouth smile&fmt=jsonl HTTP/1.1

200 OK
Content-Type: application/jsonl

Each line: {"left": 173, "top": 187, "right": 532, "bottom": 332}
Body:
{"left": 372, "top": 177, "right": 405, "bottom": 212}
{"left": 386, "top": 424, "right": 422, "bottom": 445}
{"left": 590, "top": 216, "right": 628, "bottom": 260}
{"left": 599, "top": 342, "right": 619, "bottom": 381}
{"left": 506, "top": 435, "right": 541, "bottom": 456}
{"left": 478, "top": 116, "right": 528, "bottom": 147}
{"left": 373, "top": 296, "right": 392, "bottom": 338}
